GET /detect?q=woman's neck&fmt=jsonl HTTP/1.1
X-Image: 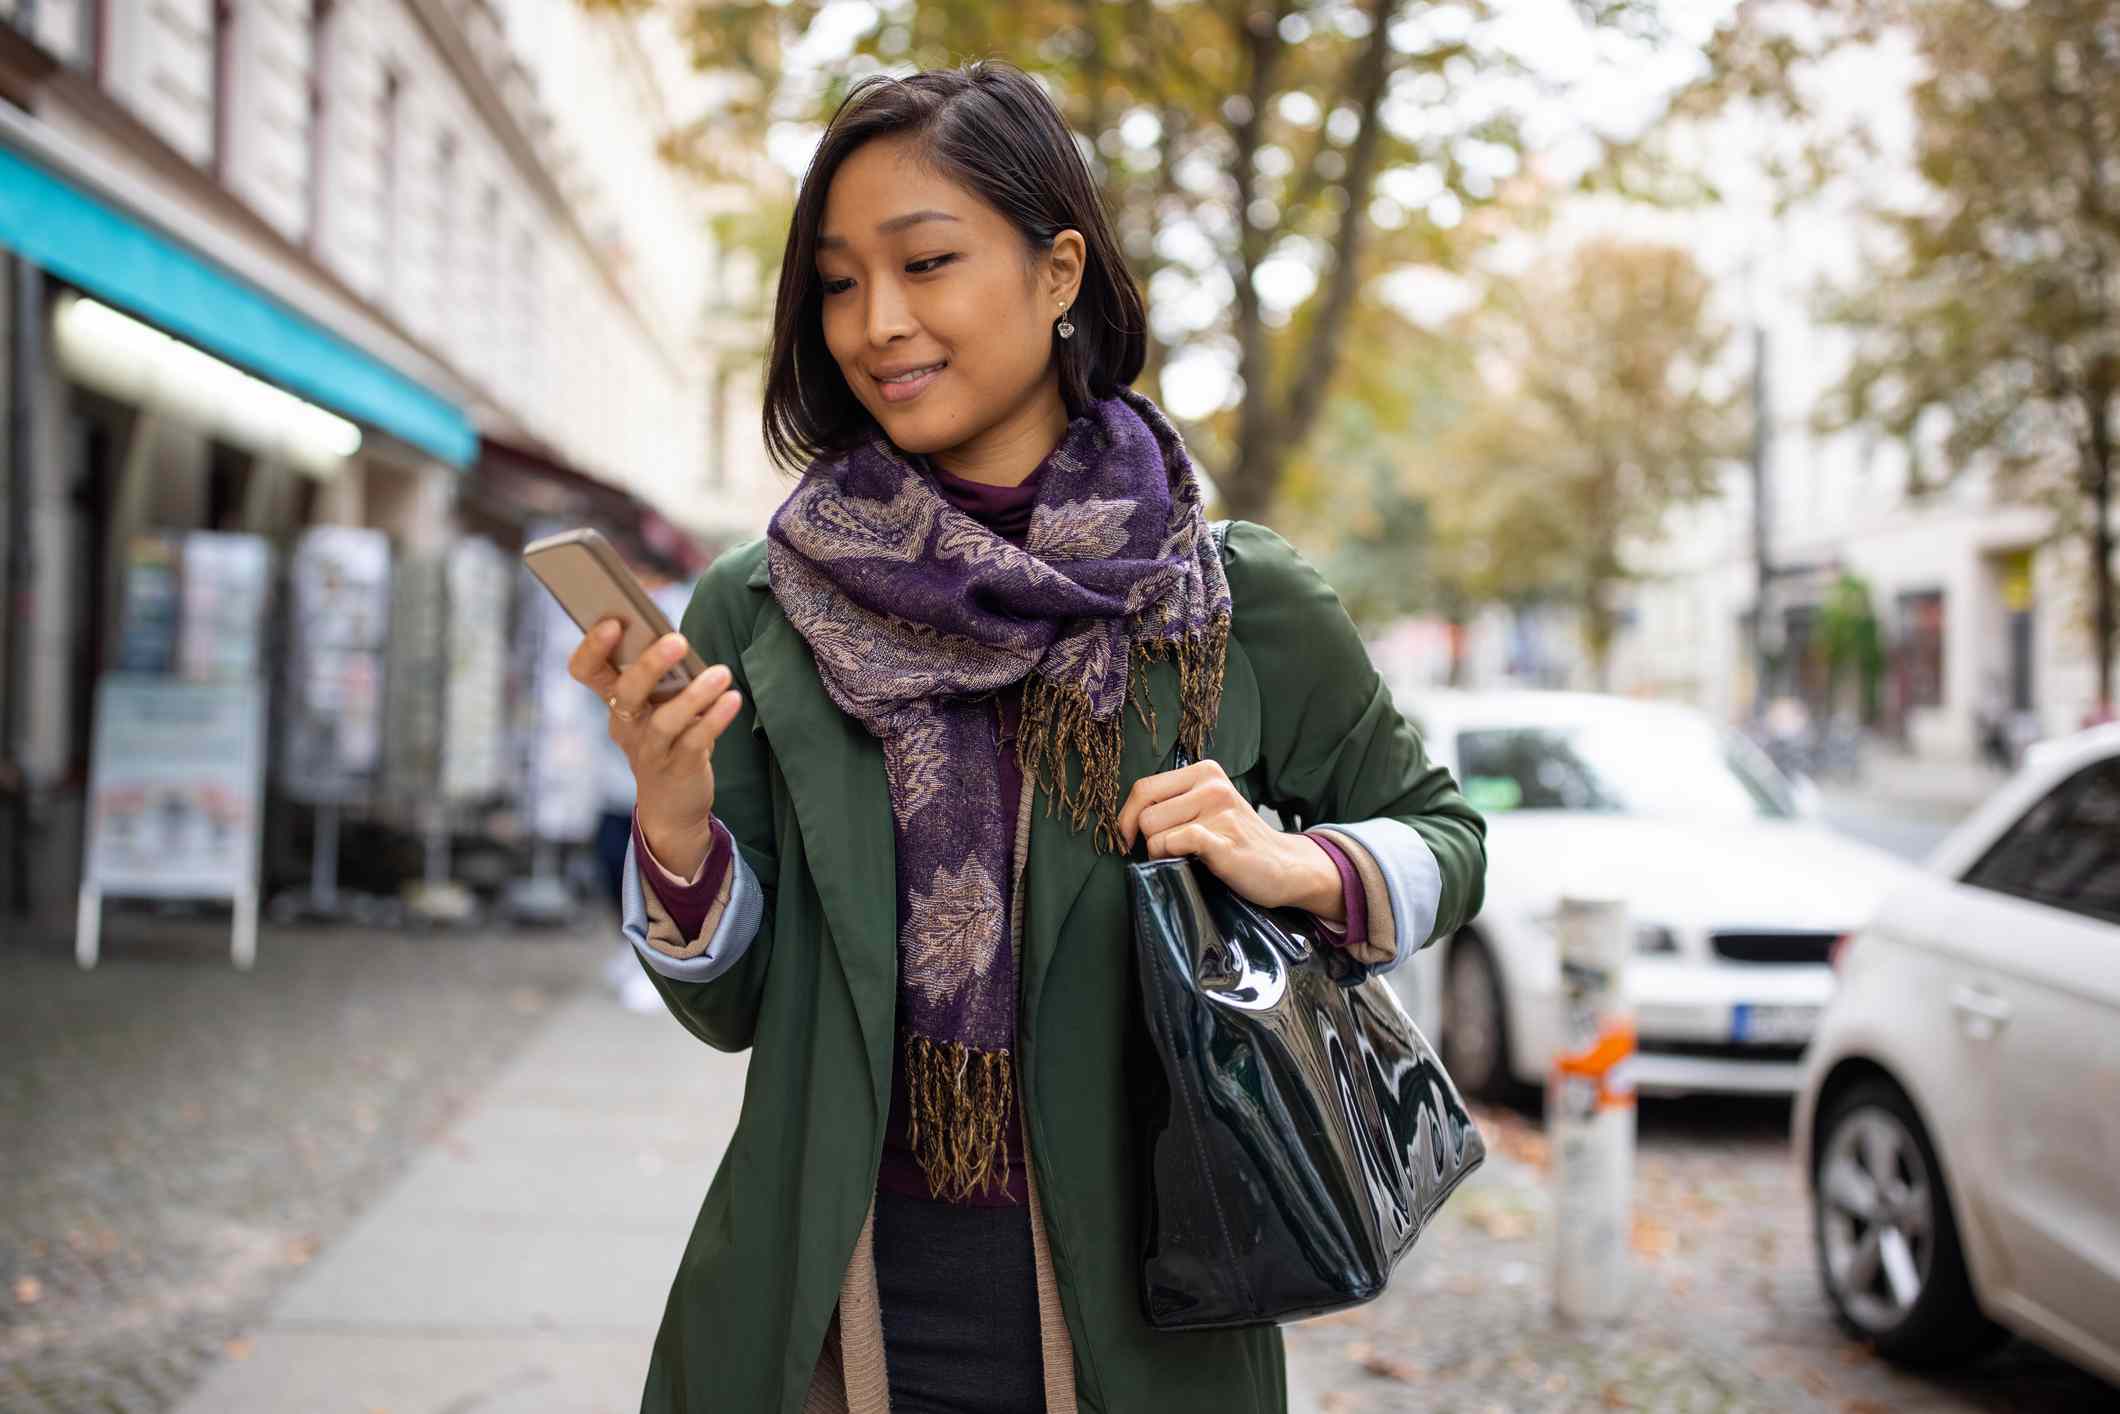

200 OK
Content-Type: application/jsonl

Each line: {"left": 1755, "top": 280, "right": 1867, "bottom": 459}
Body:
{"left": 929, "top": 383, "right": 1069, "bottom": 488}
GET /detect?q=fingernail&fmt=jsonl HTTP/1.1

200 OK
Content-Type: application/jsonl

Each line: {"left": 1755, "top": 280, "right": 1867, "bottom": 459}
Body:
{"left": 596, "top": 620, "right": 621, "bottom": 640}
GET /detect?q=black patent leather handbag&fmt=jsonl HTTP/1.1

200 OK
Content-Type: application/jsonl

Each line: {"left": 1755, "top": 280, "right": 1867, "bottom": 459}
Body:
{"left": 1127, "top": 785, "right": 1486, "bottom": 1328}
{"left": 1126, "top": 533, "right": 1484, "bottom": 1329}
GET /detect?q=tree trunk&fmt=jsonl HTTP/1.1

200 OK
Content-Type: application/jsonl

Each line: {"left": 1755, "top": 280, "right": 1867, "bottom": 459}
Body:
{"left": 1216, "top": 0, "right": 1403, "bottom": 525}
{"left": 2090, "top": 389, "right": 2115, "bottom": 714}
{"left": 1584, "top": 592, "right": 1615, "bottom": 694}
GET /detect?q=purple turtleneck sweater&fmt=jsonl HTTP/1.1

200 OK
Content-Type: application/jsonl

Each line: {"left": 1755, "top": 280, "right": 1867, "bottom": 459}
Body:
{"left": 635, "top": 463, "right": 1367, "bottom": 1206}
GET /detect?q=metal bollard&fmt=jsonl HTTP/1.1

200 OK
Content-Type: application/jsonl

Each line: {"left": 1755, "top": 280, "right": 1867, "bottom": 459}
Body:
{"left": 1549, "top": 896, "right": 1636, "bottom": 1324}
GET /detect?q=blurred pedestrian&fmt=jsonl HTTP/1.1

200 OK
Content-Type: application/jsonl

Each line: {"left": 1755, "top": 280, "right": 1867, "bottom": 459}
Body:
{"left": 567, "top": 62, "right": 1486, "bottom": 1414}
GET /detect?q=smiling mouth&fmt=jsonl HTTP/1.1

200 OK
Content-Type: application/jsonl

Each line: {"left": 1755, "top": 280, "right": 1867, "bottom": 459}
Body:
{"left": 875, "top": 362, "right": 947, "bottom": 403}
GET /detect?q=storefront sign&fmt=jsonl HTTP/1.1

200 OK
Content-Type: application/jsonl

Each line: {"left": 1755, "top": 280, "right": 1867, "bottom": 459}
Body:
{"left": 77, "top": 674, "right": 267, "bottom": 969}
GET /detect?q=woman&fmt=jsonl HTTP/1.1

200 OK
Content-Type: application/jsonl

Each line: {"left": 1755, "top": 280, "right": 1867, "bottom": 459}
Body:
{"left": 568, "top": 61, "right": 1486, "bottom": 1414}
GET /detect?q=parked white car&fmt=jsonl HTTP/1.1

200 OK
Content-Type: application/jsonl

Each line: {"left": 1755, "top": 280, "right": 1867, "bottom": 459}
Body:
{"left": 1394, "top": 690, "right": 1917, "bottom": 1097}
{"left": 1793, "top": 723, "right": 2120, "bottom": 1382}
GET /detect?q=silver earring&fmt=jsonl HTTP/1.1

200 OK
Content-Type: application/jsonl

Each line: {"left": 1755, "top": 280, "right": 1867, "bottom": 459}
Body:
{"left": 1056, "top": 310, "right": 1076, "bottom": 340}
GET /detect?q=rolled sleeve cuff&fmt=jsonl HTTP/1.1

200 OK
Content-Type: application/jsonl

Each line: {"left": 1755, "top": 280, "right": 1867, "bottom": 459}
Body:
{"left": 621, "top": 829, "right": 763, "bottom": 983}
{"left": 633, "top": 812, "right": 734, "bottom": 939}
{"left": 1303, "top": 833, "right": 1369, "bottom": 951}
{"left": 1304, "top": 818, "right": 1444, "bottom": 974}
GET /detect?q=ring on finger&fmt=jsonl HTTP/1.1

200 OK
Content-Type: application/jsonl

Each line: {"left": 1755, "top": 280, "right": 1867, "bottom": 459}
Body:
{"left": 606, "top": 695, "right": 642, "bottom": 725}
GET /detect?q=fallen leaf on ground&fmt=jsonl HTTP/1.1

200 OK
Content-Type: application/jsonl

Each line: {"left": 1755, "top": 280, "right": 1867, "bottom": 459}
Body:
{"left": 1841, "top": 1401, "right": 1893, "bottom": 1414}
{"left": 1358, "top": 1352, "right": 1422, "bottom": 1382}
{"left": 1468, "top": 1206, "right": 1535, "bottom": 1241}
{"left": 1629, "top": 1214, "right": 1677, "bottom": 1258}
{"left": 12, "top": 1275, "right": 42, "bottom": 1306}
{"left": 284, "top": 1236, "right": 319, "bottom": 1266}
{"left": 1601, "top": 1382, "right": 1632, "bottom": 1408}
{"left": 1497, "top": 1127, "right": 1550, "bottom": 1169}
{"left": 225, "top": 1336, "right": 253, "bottom": 1360}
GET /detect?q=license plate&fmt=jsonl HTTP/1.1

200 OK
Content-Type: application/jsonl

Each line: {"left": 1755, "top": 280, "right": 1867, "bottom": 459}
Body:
{"left": 1731, "top": 1003, "right": 1818, "bottom": 1046}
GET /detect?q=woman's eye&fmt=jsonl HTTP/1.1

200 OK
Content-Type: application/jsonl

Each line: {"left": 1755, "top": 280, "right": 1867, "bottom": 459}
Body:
{"left": 819, "top": 277, "right": 853, "bottom": 296}
{"left": 907, "top": 254, "right": 956, "bottom": 275}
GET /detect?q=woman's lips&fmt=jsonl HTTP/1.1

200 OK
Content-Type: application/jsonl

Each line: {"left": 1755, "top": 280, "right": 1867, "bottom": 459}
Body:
{"left": 876, "top": 363, "right": 946, "bottom": 403}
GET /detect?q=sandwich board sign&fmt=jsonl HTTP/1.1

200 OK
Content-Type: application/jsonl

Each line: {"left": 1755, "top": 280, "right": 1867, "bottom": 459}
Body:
{"left": 76, "top": 674, "right": 267, "bottom": 969}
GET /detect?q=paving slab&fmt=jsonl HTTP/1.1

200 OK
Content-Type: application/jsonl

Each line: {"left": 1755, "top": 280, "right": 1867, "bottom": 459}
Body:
{"left": 171, "top": 987, "right": 748, "bottom": 1414}
{"left": 172, "top": 1328, "right": 650, "bottom": 1414}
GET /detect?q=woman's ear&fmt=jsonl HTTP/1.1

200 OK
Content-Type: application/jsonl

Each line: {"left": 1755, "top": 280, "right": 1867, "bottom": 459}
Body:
{"left": 1047, "top": 228, "right": 1087, "bottom": 310}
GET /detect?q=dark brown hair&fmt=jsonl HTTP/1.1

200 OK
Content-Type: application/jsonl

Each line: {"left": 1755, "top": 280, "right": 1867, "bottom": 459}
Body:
{"left": 761, "top": 61, "right": 1146, "bottom": 474}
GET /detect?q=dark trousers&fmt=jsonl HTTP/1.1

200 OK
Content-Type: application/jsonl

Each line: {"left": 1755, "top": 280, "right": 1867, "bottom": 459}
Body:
{"left": 872, "top": 1188, "right": 1044, "bottom": 1414}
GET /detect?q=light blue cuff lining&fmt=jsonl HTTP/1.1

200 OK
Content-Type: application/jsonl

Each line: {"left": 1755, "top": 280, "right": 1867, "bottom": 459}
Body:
{"left": 620, "top": 834, "right": 764, "bottom": 982}
{"left": 1313, "top": 816, "right": 1443, "bottom": 974}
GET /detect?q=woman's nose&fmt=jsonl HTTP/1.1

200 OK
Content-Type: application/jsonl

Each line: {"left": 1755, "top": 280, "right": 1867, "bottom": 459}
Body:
{"left": 865, "top": 280, "right": 916, "bottom": 346}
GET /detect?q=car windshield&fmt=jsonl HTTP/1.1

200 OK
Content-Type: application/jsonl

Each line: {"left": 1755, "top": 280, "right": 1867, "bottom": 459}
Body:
{"left": 1455, "top": 719, "right": 1798, "bottom": 821}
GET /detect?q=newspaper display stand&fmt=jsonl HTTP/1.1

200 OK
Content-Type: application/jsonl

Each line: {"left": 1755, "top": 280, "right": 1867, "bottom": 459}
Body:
{"left": 271, "top": 527, "right": 393, "bottom": 925}
{"left": 375, "top": 540, "right": 510, "bottom": 926}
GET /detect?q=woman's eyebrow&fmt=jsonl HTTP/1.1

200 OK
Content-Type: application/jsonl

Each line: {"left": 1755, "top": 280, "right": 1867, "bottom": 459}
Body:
{"left": 817, "top": 210, "right": 961, "bottom": 250}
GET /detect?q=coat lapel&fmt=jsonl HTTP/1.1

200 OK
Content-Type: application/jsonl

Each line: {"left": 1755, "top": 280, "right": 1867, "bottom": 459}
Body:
{"left": 739, "top": 562, "right": 898, "bottom": 1112}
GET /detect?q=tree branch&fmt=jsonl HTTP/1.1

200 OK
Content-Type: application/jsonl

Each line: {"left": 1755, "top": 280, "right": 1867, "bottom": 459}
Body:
{"left": 1230, "top": 1, "right": 1291, "bottom": 488}
{"left": 1270, "top": 0, "right": 1404, "bottom": 466}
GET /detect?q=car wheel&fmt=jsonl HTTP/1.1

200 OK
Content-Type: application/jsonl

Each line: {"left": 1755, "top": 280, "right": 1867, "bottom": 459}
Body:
{"left": 1812, "top": 1078, "right": 2003, "bottom": 1367}
{"left": 1440, "top": 934, "right": 1515, "bottom": 1101}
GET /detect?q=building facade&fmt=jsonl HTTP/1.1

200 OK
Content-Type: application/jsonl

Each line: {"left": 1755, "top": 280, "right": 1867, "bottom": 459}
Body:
{"left": 0, "top": 0, "right": 784, "bottom": 918}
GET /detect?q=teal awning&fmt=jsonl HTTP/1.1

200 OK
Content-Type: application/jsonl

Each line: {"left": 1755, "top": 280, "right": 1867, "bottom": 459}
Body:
{"left": 0, "top": 143, "right": 477, "bottom": 467}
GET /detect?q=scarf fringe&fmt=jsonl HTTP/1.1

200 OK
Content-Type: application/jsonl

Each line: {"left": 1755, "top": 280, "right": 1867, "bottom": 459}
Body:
{"left": 904, "top": 1035, "right": 1014, "bottom": 1202}
{"left": 1015, "top": 613, "right": 1232, "bottom": 855}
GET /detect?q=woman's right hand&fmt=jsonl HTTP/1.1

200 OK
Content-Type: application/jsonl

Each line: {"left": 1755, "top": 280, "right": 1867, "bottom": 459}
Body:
{"left": 568, "top": 619, "right": 745, "bottom": 880}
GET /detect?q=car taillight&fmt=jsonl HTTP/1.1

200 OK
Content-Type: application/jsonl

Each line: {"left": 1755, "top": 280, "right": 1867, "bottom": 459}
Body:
{"left": 1828, "top": 933, "right": 1854, "bottom": 973}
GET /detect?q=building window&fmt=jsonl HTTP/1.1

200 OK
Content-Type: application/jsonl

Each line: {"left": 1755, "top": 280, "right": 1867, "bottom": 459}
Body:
{"left": 379, "top": 68, "right": 403, "bottom": 297}
{"left": 88, "top": 0, "right": 110, "bottom": 84}
{"left": 435, "top": 133, "right": 459, "bottom": 317}
{"left": 210, "top": 0, "right": 237, "bottom": 180}
{"left": 306, "top": 0, "right": 336, "bottom": 247}
{"left": 478, "top": 185, "right": 501, "bottom": 375}
{"left": 1897, "top": 589, "right": 1946, "bottom": 709}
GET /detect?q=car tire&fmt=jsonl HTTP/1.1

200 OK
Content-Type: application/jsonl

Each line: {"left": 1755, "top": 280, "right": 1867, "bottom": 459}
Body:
{"left": 1440, "top": 933, "right": 1518, "bottom": 1102}
{"left": 1811, "top": 1077, "right": 2004, "bottom": 1368}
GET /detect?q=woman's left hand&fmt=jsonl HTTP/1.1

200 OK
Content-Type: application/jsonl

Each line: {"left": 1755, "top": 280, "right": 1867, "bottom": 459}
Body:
{"left": 1117, "top": 759, "right": 1344, "bottom": 920}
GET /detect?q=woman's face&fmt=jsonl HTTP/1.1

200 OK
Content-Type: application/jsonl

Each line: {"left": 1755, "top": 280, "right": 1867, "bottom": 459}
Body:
{"left": 814, "top": 135, "right": 1085, "bottom": 477}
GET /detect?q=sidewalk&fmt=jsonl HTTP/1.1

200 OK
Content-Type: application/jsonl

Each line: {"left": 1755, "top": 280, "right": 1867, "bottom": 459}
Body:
{"left": 173, "top": 985, "right": 746, "bottom": 1414}
{"left": 157, "top": 966, "right": 1336, "bottom": 1414}
{"left": 1837, "top": 746, "right": 2007, "bottom": 821}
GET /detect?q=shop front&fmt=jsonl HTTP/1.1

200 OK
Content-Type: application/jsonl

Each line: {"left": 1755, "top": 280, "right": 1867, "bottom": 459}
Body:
{"left": 0, "top": 127, "right": 477, "bottom": 940}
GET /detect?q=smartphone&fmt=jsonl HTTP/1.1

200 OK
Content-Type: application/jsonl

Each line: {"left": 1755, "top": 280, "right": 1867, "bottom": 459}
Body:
{"left": 522, "top": 528, "right": 705, "bottom": 703}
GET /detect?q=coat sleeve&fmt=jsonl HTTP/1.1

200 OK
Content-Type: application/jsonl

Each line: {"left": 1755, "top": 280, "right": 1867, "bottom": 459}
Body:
{"left": 1222, "top": 520, "right": 1486, "bottom": 966}
{"left": 625, "top": 546, "right": 779, "bottom": 1052}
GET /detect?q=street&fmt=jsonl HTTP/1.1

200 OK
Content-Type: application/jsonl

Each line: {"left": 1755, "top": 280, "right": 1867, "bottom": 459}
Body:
{"left": 1282, "top": 1095, "right": 2111, "bottom": 1413}
{"left": 6, "top": 771, "right": 2114, "bottom": 1414}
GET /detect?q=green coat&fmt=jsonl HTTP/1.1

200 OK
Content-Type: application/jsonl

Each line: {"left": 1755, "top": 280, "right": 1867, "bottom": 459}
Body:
{"left": 636, "top": 520, "right": 1487, "bottom": 1413}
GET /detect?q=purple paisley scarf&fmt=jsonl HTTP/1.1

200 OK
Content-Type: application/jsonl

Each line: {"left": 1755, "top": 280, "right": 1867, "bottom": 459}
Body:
{"left": 765, "top": 387, "right": 1230, "bottom": 1200}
